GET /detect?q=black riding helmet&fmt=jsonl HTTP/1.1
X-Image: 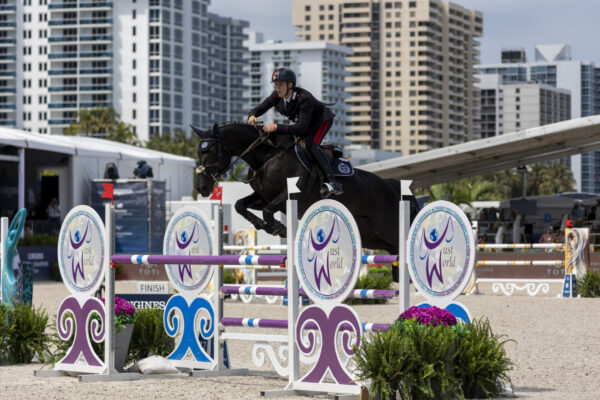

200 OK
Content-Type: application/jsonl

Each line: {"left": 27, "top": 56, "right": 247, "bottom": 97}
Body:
{"left": 272, "top": 67, "right": 296, "bottom": 86}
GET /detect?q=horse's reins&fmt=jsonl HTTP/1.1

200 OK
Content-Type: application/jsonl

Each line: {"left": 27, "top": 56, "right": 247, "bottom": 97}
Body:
{"left": 195, "top": 125, "right": 271, "bottom": 183}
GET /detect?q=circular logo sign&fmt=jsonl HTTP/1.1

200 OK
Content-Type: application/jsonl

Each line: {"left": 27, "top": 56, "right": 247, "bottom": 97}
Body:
{"left": 407, "top": 201, "right": 475, "bottom": 306}
{"left": 58, "top": 206, "right": 106, "bottom": 296}
{"left": 164, "top": 206, "right": 214, "bottom": 295}
{"left": 295, "top": 200, "right": 361, "bottom": 304}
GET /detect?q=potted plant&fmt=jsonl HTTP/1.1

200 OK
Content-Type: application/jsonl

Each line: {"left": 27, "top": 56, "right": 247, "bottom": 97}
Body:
{"left": 101, "top": 296, "right": 136, "bottom": 371}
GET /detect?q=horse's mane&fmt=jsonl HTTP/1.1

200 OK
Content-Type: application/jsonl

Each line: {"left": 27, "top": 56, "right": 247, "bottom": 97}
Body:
{"left": 218, "top": 121, "right": 259, "bottom": 132}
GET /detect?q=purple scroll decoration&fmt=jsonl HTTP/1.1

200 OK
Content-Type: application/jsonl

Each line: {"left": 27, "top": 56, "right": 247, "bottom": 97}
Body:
{"left": 296, "top": 305, "right": 361, "bottom": 385}
{"left": 56, "top": 296, "right": 105, "bottom": 367}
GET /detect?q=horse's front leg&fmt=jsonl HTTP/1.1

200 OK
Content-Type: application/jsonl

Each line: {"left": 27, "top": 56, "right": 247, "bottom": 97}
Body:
{"left": 262, "top": 191, "right": 288, "bottom": 238}
{"left": 234, "top": 192, "right": 271, "bottom": 233}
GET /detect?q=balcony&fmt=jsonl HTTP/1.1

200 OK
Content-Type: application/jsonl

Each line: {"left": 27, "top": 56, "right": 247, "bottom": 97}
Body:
{"left": 49, "top": 70, "right": 78, "bottom": 75}
{"left": 80, "top": 35, "right": 112, "bottom": 41}
{"left": 49, "top": 119, "right": 74, "bottom": 125}
{"left": 0, "top": 22, "right": 16, "bottom": 28}
{"left": 48, "top": 4, "right": 78, "bottom": 9}
{"left": 49, "top": 36, "right": 77, "bottom": 42}
{"left": 79, "top": 102, "right": 112, "bottom": 108}
{"left": 79, "top": 86, "right": 112, "bottom": 91}
{"left": 80, "top": 69, "right": 112, "bottom": 74}
{"left": 0, "top": 71, "right": 15, "bottom": 76}
{"left": 49, "top": 103, "right": 77, "bottom": 109}
{"left": 49, "top": 53, "right": 77, "bottom": 59}
{"left": 49, "top": 20, "right": 78, "bottom": 26}
{"left": 0, "top": 120, "right": 16, "bottom": 125}
{"left": 0, "top": 55, "right": 16, "bottom": 60}
{"left": 0, "top": 6, "right": 17, "bottom": 11}
{"left": 0, "top": 104, "right": 16, "bottom": 109}
{"left": 49, "top": 87, "right": 77, "bottom": 92}
{"left": 79, "top": 19, "right": 112, "bottom": 24}
{"left": 80, "top": 52, "right": 112, "bottom": 58}
{"left": 0, "top": 88, "right": 16, "bottom": 93}
{"left": 80, "top": 2, "right": 113, "bottom": 8}
{"left": 0, "top": 38, "right": 16, "bottom": 44}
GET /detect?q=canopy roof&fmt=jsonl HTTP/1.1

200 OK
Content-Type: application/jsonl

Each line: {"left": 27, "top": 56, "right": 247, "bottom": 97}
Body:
{"left": 361, "top": 116, "right": 600, "bottom": 188}
{"left": 0, "top": 127, "right": 194, "bottom": 167}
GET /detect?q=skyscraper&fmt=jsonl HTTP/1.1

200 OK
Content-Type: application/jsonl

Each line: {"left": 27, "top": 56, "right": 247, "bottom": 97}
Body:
{"left": 478, "top": 44, "right": 600, "bottom": 193}
{"left": 292, "top": 0, "right": 483, "bottom": 155}
{"left": 8, "top": 0, "right": 248, "bottom": 141}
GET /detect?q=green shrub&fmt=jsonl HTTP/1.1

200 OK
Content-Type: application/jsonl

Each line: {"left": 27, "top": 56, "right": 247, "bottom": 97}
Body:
{"left": 127, "top": 308, "right": 173, "bottom": 364}
{"left": 0, "top": 303, "right": 11, "bottom": 362}
{"left": 5, "top": 303, "right": 50, "bottom": 364}
{"left": 576, "top": 270, "right": 600, "bottom": 298}
{"left": 353, "top": 326, "right": 415, "bottom": 399}
{"left": 345, "top": 266, "right": 393, "bottom": 305}
{"left": 18, "top": 234, "right": 59, "bottom": 247}
{"left": 455, "top": 318, "right": 513, "bottom": 399}
{"left": 354, "top": 317, "right": 514, "bottom": 400}
{"left": 223, "top": 269, "right": 236, "bottom": 284}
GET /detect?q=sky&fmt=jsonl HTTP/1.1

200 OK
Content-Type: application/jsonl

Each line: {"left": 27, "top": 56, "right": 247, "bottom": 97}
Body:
{"left": 208, "top": 0, "right": 600, "bottom": 64}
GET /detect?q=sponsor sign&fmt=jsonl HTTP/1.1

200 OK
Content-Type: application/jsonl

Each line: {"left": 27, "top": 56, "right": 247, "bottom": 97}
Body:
{"left": 407, "top": 201, "right": 475, "bottom": 307}
{"left": 57, "top": 206, "right": 106, "bottom": 296}
{"left": 294, "top": 200, "right": 361, "bottom": 304}
{"left": 163, "top": 206, "right": 214, "bottom": 296}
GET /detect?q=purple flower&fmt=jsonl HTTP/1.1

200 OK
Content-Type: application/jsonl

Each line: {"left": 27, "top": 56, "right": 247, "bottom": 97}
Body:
{"left": 99, "top": 296, "right": 136, "bottom": 316}
{"left": 399, "top": 306, "right": 456, "bottom": 327}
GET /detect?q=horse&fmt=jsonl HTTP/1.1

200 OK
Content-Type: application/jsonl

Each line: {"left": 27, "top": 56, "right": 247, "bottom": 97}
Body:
{"left": 193, "top": 122, "right": 420, "bottom": 260}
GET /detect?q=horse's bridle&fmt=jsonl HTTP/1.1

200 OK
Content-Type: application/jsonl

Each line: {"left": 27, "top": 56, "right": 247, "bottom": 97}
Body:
{"left": 195, "top": 126, "right": 270, "bottom": 184}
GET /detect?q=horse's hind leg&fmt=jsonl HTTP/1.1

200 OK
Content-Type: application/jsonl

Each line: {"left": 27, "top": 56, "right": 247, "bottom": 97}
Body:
{"left": 234, "top": 192, "right": 270, "bottom": 233}
{"left": 262, "top": 191, "right": 288, "bottom": 238}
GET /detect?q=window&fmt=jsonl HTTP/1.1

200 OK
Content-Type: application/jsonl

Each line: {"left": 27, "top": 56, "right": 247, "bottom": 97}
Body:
{"left": 132, "top": 9, "right": 136, "bottom": 19}
{"left": 132, "top": 26, "right": 136, "bottom": 36}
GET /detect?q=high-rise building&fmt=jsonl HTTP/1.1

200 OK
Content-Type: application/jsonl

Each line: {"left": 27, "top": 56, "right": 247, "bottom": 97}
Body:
{"left": 245, "top": 39, "right": 352, "bottom": 147}
{"left": 477, "top": 44, "right": 600, "bottom": 193}
{"left": 292, "top": 0, "right": 483, "bottom": 155}
{"left": 6, "top": 0, "right": 248, "bottom": 141}
{"left": 207, "top": 13, "right": 248, "bottom": 124}
{"left": 479, "top": 74, "right": 570, "bottom": 138}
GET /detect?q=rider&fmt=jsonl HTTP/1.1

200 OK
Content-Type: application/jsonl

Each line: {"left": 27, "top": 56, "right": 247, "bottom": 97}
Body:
{"left": 247, "top": 67, "right": 343, "bottom": 198}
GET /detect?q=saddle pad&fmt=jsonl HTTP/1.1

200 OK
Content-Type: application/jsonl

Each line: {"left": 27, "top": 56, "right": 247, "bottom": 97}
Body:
{"left": 294, "top": 145, "right": 354, "bottom": 177}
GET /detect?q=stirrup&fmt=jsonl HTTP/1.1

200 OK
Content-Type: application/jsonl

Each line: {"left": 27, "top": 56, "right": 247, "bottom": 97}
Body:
{"left": 320, "top": 182, "right": 343, "bottom": 198}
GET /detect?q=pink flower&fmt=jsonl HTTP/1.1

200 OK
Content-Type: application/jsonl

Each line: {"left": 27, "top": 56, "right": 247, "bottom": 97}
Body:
{"left": 399, "top": 306, "right": 456, "bottom": 326}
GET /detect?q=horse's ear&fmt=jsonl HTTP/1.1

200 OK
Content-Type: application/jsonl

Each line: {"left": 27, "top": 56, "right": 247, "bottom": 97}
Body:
{"left": 190, "top": 125, "right": 205, "bottom": 138}
{"left": 212, "top": 123, "right": 219, "bottom": 137}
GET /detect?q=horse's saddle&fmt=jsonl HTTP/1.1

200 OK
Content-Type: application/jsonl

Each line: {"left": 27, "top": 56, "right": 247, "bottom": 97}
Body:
{"left": 294, "top": 141, "right": 354, "bottom": 177}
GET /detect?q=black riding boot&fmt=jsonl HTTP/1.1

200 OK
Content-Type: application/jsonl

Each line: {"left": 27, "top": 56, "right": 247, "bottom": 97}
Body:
{"left": 311, "top": 147, "right": 343, "bottom": 198}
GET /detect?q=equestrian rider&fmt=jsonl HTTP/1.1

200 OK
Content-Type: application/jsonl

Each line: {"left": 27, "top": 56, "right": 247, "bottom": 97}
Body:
{"left": 247, "top": 67, "right": 343, "bottom": 198}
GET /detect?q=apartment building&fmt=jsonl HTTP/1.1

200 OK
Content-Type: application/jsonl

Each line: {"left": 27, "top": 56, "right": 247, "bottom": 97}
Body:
{"left": 6, "top": 0, "right": 248, "bottom": 141}
{"left": 478, "top": 44, "right": 600, "bottom": 193}
{"left": 292, "top": 0, "right": 482, "bottom": 155}
{"left": 479, "top": 73, "right": 571, "bottom": 138}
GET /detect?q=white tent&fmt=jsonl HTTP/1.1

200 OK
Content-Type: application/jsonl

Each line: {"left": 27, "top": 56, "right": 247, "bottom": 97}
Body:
{"left": 0, "top": 127, "right": 195, "bottom": 219}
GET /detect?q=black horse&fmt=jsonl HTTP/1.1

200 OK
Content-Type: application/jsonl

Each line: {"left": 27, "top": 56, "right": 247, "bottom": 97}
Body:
{"left": 193, "top": 122, "right": 419, "bottom": 257}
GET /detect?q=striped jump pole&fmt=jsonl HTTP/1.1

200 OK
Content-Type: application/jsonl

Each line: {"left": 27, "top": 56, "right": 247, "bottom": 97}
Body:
{"left": 476, "top": 260, "right": 565, "bottom": 266}
{"left": 223, "top": 244, "right": 288, "bottom": 252}
{"left": 478, "top": 243, "right": 564, "bottom": 250}
{"left": 220, "top": 285, "right": 399, "bottom": 299}
{"left": 110, "top": 254, "right": 287, "bottom": 266}
{"left": 221, "top": 317, "right": 391, "bottom": 333}
{"left": 361, "top": 255, "right": 399, "bottom": 264}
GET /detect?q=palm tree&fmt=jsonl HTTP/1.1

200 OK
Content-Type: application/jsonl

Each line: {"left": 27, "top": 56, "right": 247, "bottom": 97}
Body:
{"left": 428, "top": 179, "right": 497, "bottom": 206}
{"left": 540, "top": 161, "right": 576, "bottom": 194}
{"left": 65, "top": 107, "right": 120, "bottom": 138}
